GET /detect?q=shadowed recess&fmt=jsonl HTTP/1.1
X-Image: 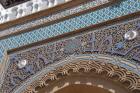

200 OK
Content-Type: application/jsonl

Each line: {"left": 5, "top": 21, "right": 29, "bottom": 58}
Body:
{"left": 55, "top": 84, "right": 111, "bottom": 93}
{"left": 0, "top": 0, "right": 29, "bottom": 8}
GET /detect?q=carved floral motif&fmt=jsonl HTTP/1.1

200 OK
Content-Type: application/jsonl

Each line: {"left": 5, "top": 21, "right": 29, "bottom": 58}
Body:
{"left": 1, "top": 17, "right": 140, "bottom": 93}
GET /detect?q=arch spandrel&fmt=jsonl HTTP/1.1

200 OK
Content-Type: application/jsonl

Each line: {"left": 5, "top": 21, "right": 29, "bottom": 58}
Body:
{"left": 1, "top": 16, "right": 140, "bottom": 93}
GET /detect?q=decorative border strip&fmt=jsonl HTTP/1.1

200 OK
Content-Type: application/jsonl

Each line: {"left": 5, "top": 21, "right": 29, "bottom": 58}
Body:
{"left": 8, "top": 11, "right": 140, "bottom": 54}
{"left": 0, "top": 0, "right": 139, "bottom": 63}
{"left": 0, "top": 0, "right": 111, "bottom": 40}
{"left": 0, "top": 0, "right": 86, "bottom": 30}
{"left": 0, "top": 0, "right": 139, "bottom": 72}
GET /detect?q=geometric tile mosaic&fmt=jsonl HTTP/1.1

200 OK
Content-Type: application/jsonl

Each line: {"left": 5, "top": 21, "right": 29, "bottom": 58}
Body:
{"left": 0, "top": 0, "right": 140, "bottom": 63}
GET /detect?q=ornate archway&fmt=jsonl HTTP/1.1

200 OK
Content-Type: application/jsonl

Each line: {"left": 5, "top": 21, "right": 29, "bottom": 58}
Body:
{"left": 1, "top": 15, "right": 140, "bottom": 93}
{"left": 18, "top": 55, "right": 140, "bottom": 93}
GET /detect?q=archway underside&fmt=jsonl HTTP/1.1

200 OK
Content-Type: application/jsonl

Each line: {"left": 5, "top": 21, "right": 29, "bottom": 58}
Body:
{"left": 23, "top": 60, "right": 140, "bottom": 93}
{"left": 55, "top": 84, "right": 111, "bottom": 93}
{"left": 35, "top": 70, "right": 130, "bottom": 93}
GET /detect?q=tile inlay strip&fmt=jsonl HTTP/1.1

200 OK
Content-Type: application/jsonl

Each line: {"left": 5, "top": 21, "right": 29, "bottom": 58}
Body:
{"left": 0, "top": 0, "right": 139, "bottom": 64}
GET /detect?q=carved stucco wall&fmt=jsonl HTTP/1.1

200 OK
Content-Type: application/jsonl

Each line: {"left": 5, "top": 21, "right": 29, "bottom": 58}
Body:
{"left": 0, "top": 1, "right": 140, "bottom": 92}
{"left": 0, "top": 0, "right": 140, "bottom": 64}
{"left": 0, "top": 16, "right": 140, "bottom": 92}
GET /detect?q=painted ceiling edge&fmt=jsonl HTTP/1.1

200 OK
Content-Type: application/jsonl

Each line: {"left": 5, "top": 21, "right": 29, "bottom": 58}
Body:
{"left": 0, "top": 0, "right": 116, "bottom": 40}
{"left": 0, "top": 0, "right": 88, "bottom": 30}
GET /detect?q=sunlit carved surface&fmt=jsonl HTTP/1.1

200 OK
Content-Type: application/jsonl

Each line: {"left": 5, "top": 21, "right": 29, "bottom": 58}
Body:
{"left": 0, "top": 0, "right": 110, "bottom": 24}
{"left": 124, "top": 30, "right": 138, "bottom": 40}
{"left": 0, "top": 0, "right": 72, "bottom": 24}
{"left": 17, "top": 60, "right": 28, "bottom": 69}
{"left": 0, "top": 0, "right": 109, "bottom": 38}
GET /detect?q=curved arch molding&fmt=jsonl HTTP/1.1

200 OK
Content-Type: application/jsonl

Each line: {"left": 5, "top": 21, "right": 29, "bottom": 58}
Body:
{"left": 7, "top": 55, "right": 140, "bottom": 93}
{"left": 0, "top": 15, "right": 140, "bottom": 92}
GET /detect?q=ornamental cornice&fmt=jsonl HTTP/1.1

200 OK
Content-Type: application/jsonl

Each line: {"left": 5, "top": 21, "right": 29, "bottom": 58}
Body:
{"left": 0, "top": 0, "right": 111, "bottom": 39}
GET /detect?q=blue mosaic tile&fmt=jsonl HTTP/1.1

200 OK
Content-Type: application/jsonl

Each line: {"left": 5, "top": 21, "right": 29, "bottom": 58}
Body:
{"left": 0, "top": 0, "right": 140, "bottom": 62}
